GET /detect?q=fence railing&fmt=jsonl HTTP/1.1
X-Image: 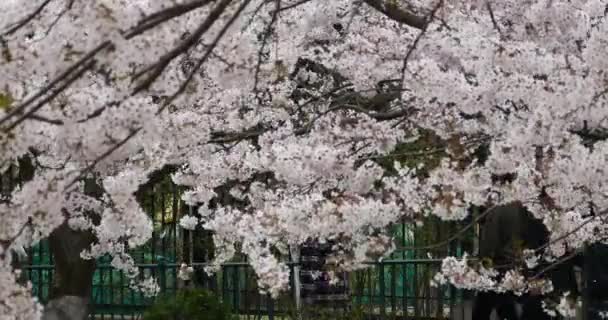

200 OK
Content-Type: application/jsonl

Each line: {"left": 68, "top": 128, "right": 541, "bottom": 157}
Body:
{"left": 24, "top": 259, "right": 469, "bottom": 320}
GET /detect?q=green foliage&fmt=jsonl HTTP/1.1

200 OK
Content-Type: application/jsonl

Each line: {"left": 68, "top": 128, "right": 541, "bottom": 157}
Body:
{"left": 291, "top": 305, "right": 367, "bottom": 320}
{"left": 0, "top": 92, "right": 13, "bottom": 111}
{"left": 143, "top": 289, "right": 236, "bottom": 320}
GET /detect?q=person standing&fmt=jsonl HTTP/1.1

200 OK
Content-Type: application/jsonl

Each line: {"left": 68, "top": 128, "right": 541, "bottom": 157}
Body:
{"left": 473, "top": 202, "right": 579, "bottom": 320}
{"left": 583, "top": 242, "right": 608, "bottom": 320}
{"left": 472, "top": 203, "right": 525, "bottom": 320}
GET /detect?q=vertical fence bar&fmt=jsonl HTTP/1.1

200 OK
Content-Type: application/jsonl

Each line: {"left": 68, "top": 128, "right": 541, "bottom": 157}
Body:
{"left": 109, "top": 268, "right": 115, "bottom": 320}
{"left": 48, "top": 244, "right": 53, "bottom": 301}
{"left": 244, "top": 267, "right": 250, "bottom": 320}
{"left": 160, "top": 189, "right": 167, "bottom": 261}
{"left": 119, "top": 270, "right": 125, "bottom": 320}
{"left": 172, "top": 184, "right": 179, "bottom": 296}
{"left": 139, "top": 268, "right": 145, "bottom": 316}
{"left": 449, "top": 283, "right": 456, "bottom": 320}
{"left": 414, "top": 261, "right": 419, "bottom": 318}
{"left": 100, "top": 266, "right": 106, "bottom": 320}
{"left": 159, "top": 260, "right": 167, "bottom": 294}
{"left": 150, "top": 190, "right": 156, "bottom": 264}
{"left": 37, "top": 244, "right": 43, "bottom": 300}
{"left": 379, "top": 263, "right": 386, "bottom": 317}
{"left": 425, "top": 263, "right": 431, "bottom": 318}
{"left": 390, "top": 263, "right": 396, "bottom": 315}
{"left": 403, "top": 260, "right": 408, "bottom": 319}
{"left": 256, "top": 280, "right": 262, "bottom": 320}
{"left": 130, "top": 269, "right": 136, "bottom": 319}
{"left": 268, "top": 293, "right": 275, "bottom": 320}
{"left": 367, "top": 268, "right": 373, "bottom": 316}
{"left": 222, "top": 265, "right": 228, "bottom": 309}
{"left": 233, "top": 265, "right": 240, "bottom": 313}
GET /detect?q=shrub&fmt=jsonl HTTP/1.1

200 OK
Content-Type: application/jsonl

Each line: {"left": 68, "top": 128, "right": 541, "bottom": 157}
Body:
{"left": 293, "top": 305, "right": 367, "bottom": 320}
{"left": 143, "top": 289, "right": 236, "bottom": 320}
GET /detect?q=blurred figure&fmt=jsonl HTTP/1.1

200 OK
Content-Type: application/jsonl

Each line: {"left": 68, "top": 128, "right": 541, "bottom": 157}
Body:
{"left": 473, "top": 202, "right": 578, "bottom": 320}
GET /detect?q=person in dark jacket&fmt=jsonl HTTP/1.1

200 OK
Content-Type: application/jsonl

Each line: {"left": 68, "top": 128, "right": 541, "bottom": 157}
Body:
{"left": 473, "top": 202, "right": 579, "bottom": 320}
{"left": 472, "top": 203, "right": 526, "bottom": 320}
{"left": 583, "top": 242, "right": 608, "bottom": 319}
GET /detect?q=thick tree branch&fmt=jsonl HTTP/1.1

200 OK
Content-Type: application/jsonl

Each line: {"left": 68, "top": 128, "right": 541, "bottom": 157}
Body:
{"left": 362, "top": 0, "right": 426, "bottom": 30}
{"left": 124, "top": 0, "right": 215, "bottom": 39}
{"left": 399, "top": 0, "right": 443, "bottom": 94}
{"left": 253, "top": 0, "right": 281, "bottom": 94}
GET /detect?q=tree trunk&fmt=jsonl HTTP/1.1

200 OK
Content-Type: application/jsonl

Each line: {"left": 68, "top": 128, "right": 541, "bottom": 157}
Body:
{"left": 42, "top": 296, "right": 90, "bottom": 320}
{"left": 45, "top": 223, "right": 97, "bottom": 320}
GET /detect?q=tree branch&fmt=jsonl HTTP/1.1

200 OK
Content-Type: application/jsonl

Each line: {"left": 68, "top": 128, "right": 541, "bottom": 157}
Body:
{"left": 131, "top": 0, "right": 234, "bottom": 94}
{"left": 362, "top": 0, "right": 426, "bottom": 30}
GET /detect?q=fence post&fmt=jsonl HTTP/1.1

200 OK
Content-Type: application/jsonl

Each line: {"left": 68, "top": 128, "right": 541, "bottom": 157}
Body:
{"left": 159, "top": 258, "right": 167, "bottom": 294}
{"left": 379, "top": 262, "right": 386, "bottom": 317}
{"left": 233, "top": 266, "right": 239, "bottom": 313}
{"left": 268, "top": 293, "right": 275, "bottom": 320}
{"left": 290, "top": 247, "right": 301, "bottom": 312}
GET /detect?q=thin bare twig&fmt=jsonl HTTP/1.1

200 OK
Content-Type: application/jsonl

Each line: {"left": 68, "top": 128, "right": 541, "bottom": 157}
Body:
{"left": 157, "top": 0, "right": 253, "bottom": 113}
{"left": 64, "top": 128, "right": 141, "bottom": 190}
{"left": 131, "top": 0, "right": 234, "bottom": 94}
{"left": 400, "top": 205, "right": 496, "bottom": 251}
{"left": 533, "top": 207, "right": 608, "bottom": 254}
{"left": 252, "top": 0, "right": 281, "bottom": 94}
{"left": 530, "top": 249, "right": 582, "bottom": 280}
{"left": 124, "top": 0, "right": 214, "bottom": 39}
{"left": 399, "top": 0, "right": 443, "bottom": 89}
{"left": 1, "top": 0, "right": 54, "bottom": 37}
{"left": 0, "top": 219, "right": 31, "bottom": 259}
{"left": 0, "top": 41, "right": 111, "bottom": 127}
{"left": 273, "top": 0, "right": 313, "bottom": 13}
{"left": 485, "top": 1, "right": 502, "bottom": 35}
{"left": 5, "top": 59, "right": 96, "bottom": 131}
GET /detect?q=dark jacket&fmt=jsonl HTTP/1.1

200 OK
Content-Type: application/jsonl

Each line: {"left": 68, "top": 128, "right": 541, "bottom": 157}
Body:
{"left": 585, "top": 242, "right": 608, "bottom": 299}
{"left": 479, "top": 203, "right": 546, "bottom": 267}
{"left": 479, "top": 203, "right": 578, "bottom": 295}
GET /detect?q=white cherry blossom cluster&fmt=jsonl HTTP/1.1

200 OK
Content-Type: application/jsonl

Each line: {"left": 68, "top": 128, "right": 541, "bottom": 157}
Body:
{"left": 542, "top": 292, "right": 578, "bottom": 318}
{"left": 431, "top": 255, "right": 497, "bottom": 291}
{"left": 0, "top": 264, "right": 43, "bottom": 320}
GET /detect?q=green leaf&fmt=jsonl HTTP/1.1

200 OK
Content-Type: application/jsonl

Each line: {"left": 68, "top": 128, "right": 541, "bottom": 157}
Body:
{"left": 0, "top": 92, "right": 13, "bottom": 111}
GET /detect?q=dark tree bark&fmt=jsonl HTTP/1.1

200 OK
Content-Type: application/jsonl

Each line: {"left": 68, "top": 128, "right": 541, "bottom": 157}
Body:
{"left": 48, "top": 224, "right": 97, "bottom": 300}
{"left": 44, "top": 177, "right": 103, "bottom": 320}
{"left": 41, "top": 224, "right": 97, "bottom": 320}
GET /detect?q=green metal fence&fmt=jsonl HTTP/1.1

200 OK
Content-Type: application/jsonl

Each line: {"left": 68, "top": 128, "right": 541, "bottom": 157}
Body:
{"left": 4, "top": 163, "right": 475, "bottom": 319}
{"left": 23, "top": 258, "right": 469, "bottom": 320}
